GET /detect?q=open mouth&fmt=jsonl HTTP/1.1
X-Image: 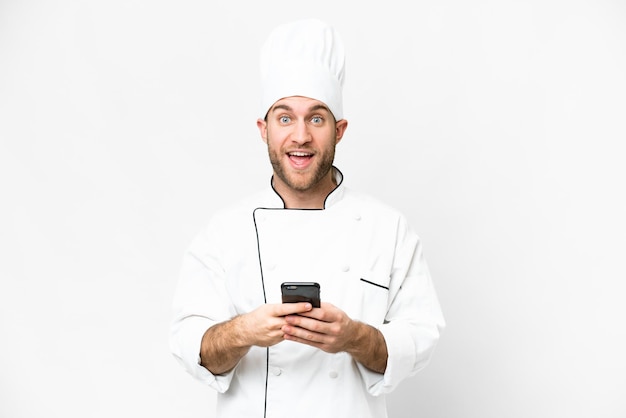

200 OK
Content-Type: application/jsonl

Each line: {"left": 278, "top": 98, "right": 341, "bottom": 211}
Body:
{"left": 287, "top": 151, "right": 314, "bottom": 168}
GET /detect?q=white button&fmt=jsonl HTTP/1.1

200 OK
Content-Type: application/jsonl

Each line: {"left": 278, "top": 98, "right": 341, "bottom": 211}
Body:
{"left": 266, "top": 263, "right": 276, "bottom": 271}
{"left": 341, "top": 265, "right": 350, "bottom": 272}
{"left": 271, "top": 367, "right": 282, "bottom": 376}
{"left": 329, "top": 371, "right": 338, "bottom": 379}
{"left": 354, "top": 214, "right": 361, "bottom": 221}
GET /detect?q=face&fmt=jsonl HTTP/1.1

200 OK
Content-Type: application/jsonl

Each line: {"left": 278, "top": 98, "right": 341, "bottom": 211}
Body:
{"left": 257, "top": 96, "right": 348, "bottom": 195}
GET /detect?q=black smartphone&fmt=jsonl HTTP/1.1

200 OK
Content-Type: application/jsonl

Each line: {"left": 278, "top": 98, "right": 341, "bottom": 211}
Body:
{"left": 281, "top": 282, "right": 321, "bottom": 308}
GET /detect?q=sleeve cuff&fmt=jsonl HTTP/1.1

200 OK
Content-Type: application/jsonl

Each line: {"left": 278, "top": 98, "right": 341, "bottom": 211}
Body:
{"left": 170, "top": 316, "right": 236, "bottom": 393}
{"left": 359, "top": 322, "right": 417, "bottom": 396}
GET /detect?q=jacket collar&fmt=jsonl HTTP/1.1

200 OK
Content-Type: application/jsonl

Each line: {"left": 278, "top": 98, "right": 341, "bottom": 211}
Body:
{"left": 266, "top": 166, "right": 345, "bottom": 209}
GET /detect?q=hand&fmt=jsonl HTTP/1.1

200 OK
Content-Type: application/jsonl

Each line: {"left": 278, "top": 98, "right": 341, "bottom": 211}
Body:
{"left": 281, "top": 302, "right": 357, "bottom": 353}
{"left": 238, "top": 302, "right": 314, "bottom": 348}
{"left": 200, "top": 302, "right": 313, "bottom": 375}
{"left": 281, "top": 302, "right": 389, "bottom": 373}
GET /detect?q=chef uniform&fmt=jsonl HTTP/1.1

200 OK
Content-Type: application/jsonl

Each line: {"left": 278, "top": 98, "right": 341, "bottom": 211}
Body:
{"left": 170, "top": 19, "right": 445, "bottom": 418}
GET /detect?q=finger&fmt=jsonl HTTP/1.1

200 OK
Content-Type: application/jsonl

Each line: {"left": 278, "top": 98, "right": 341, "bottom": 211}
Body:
{"left": 283, "top": 333, "right": 316, "bottom": 346}
{"left": 296, "top": 304, "right": 338, "bottom": 322}
{"left": 295, "top": 308, "right": 326, "bottom": 321}
{"left": 282, "top": 324, "right": 321, "bottom": 343}
{"left": 275, "top": 302, "right": 312, "bottom": 316}
{"left": 284, "top": 315, "right": 326, "bottom": 335}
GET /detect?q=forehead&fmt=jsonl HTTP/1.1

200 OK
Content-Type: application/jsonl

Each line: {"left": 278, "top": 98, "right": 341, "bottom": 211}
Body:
{"left": 269, "top": 96, "right": 331, "bottom": 114}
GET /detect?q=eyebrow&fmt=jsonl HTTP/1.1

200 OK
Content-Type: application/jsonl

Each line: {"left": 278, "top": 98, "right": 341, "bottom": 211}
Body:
{"left": 270, "top": 103, "right": 331, "bottom": 114}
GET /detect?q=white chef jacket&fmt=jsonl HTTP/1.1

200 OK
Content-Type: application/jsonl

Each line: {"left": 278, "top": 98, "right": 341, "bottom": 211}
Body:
{"left": 170, "top": 168, "right": 445, "bottom": 418}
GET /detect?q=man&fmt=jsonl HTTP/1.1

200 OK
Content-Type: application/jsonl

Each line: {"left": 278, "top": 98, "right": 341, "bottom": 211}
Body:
{"left": 170, "top": 18, "right": 445, "bottom": 418}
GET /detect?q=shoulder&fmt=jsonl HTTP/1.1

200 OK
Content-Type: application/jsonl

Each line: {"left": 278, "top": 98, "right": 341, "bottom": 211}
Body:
{"left": 341, "top": 187, "right": 406, "bottom": 220}
{"left": 339, "top": 187, "right": 420, "bottom": 244}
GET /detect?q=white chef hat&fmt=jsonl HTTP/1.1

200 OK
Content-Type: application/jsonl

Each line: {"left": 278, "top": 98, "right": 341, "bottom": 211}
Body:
{"left": 259, "top": 18, "right": 346, "bottom": 120}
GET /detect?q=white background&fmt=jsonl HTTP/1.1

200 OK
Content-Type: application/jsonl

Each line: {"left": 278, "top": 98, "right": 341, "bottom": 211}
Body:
{"left": 1, "top": 1, "right": 625, "bottom": 417}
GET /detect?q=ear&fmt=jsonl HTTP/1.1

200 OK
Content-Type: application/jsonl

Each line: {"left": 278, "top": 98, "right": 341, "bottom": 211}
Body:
{"left": 257, "top": 119, "right": 268, "bottom": 144}
{"left": 334, "top": 119, "right": 348, "bottom": 144}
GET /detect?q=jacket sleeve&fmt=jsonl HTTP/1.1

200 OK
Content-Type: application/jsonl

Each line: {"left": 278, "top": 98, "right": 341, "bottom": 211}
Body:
{"left": 169, "top": 221, "right": 239, "bottom": 393}
{"left": 361, "top": 215, "right": 446, "bottom": 396}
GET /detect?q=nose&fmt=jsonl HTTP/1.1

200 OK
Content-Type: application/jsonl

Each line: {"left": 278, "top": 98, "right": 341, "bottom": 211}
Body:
{"left": 291, "top": 119, "right": 311, "bottom": 145}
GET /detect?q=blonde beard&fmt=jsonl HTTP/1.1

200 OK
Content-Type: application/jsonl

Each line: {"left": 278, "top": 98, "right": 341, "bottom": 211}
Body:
{"left": 267, "top": 142, "right": 336, "bottom": 193}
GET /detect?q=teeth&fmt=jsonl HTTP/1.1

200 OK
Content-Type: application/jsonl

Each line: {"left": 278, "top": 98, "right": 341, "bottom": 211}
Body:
{"left": 289, "top": 152, "right": 312, "bottom": 157}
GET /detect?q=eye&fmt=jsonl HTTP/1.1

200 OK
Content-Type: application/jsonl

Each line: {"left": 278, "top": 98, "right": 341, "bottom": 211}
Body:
{"left": 311, "top": 116, "right": 323, "bottom": 124}
{"left": 279, "top": 116, "right": 291, "bottom": 124}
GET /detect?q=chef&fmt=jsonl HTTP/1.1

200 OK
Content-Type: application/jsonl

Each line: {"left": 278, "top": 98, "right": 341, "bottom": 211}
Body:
{"left": 170, "top": 18, "right": 445, "bottom": 418}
